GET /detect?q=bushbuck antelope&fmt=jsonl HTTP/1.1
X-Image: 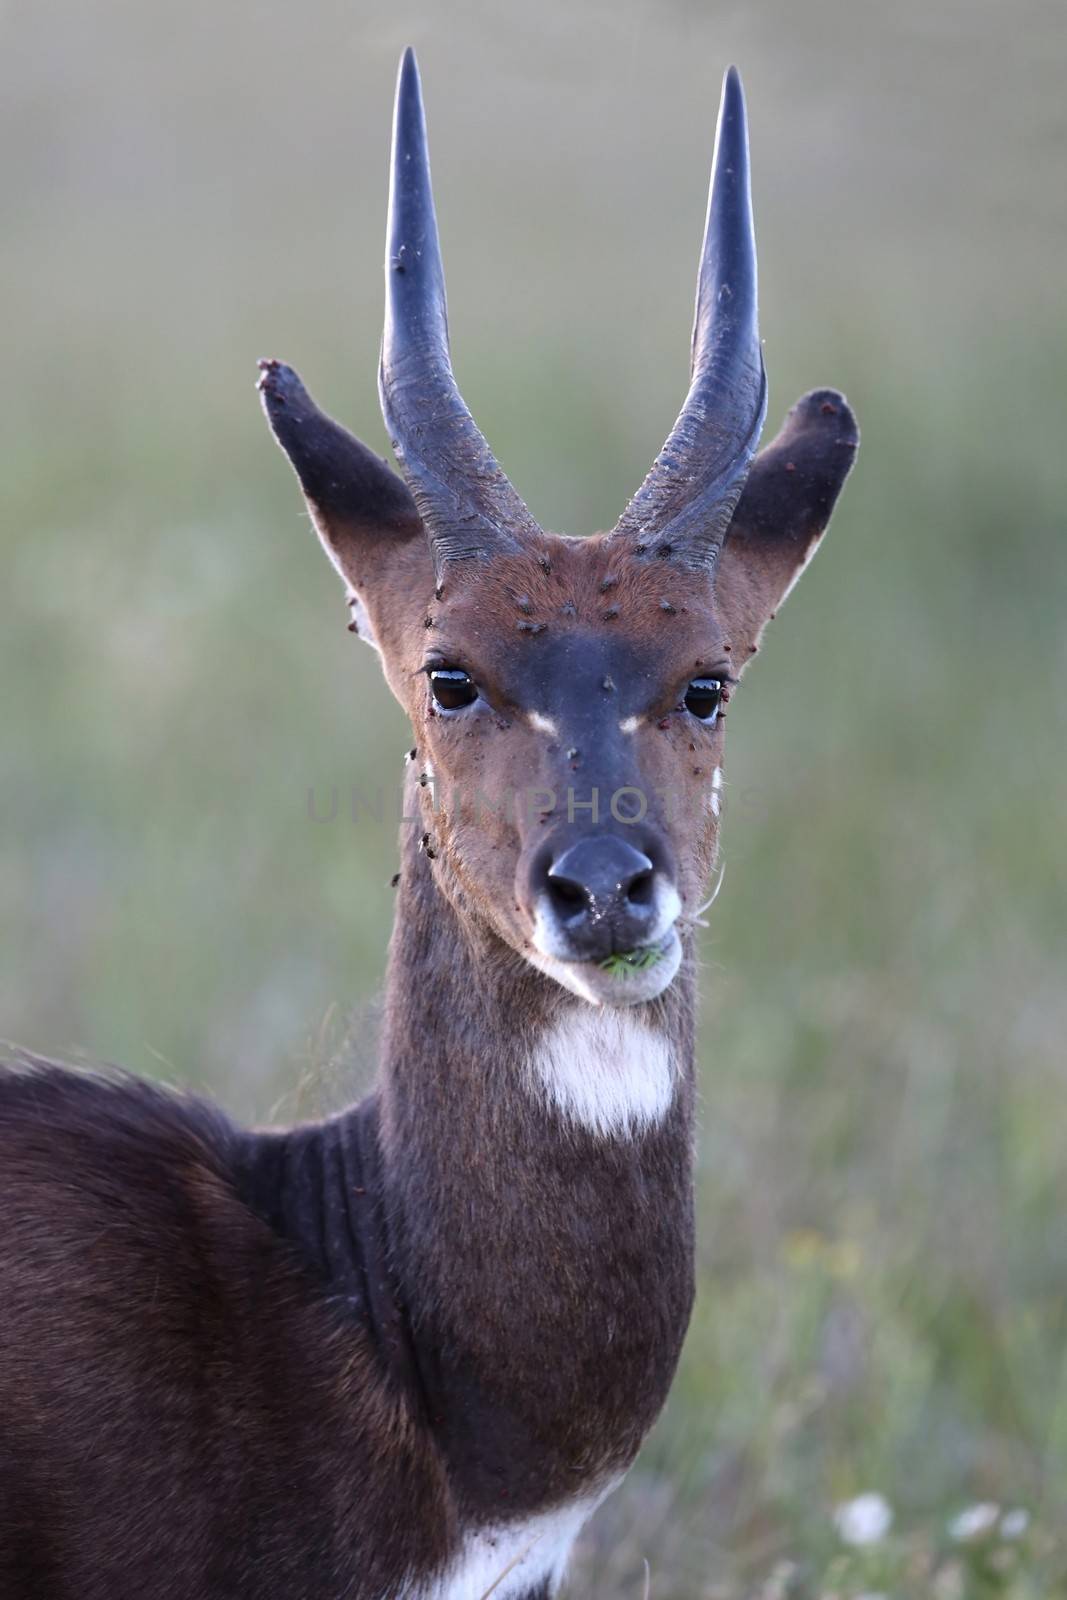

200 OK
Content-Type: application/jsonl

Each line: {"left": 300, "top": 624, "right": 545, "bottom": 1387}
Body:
{"left": 0, "top": 47, "right": 858, "bottom": 1600}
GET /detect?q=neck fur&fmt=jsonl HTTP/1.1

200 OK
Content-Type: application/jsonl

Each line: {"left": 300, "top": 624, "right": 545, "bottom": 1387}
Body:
{"left": 373, "top": 811, "right": 698, "bottom": 1517}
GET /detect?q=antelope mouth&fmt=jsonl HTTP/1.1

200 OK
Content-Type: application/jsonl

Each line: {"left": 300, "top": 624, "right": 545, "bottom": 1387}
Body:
{"left": 531, "top": 926, "right": 683, "bottom": 1008}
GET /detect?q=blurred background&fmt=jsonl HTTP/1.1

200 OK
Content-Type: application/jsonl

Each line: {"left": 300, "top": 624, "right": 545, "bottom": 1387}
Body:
{"left": 3, "top": 0, "right": 1066, "bottom": 1592}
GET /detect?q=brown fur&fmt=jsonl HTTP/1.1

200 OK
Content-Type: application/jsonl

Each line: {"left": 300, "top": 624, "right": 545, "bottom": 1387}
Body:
{"left": 0, "top": 369, "right": 856, "bottom": 1596}
{"left": 0, "top": 1065, "right": 450, "bottom": 1599}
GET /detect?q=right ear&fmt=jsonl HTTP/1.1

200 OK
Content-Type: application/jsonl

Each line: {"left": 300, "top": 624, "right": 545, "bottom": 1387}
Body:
{"left": 257, "top": 359, "right": 432, "bottom": 653}
{"left": 714, "top": 388, "right": 859, "bottom": 662}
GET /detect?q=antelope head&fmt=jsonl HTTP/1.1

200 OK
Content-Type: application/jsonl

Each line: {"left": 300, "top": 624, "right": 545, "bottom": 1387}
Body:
{"left": 260, "top": 49, "right": 858, "bottom": 1009}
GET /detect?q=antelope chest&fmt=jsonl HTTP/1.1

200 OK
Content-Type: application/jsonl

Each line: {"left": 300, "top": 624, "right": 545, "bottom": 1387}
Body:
{"left": 416, "top": 1489, "right": 614, "bottom": 1600}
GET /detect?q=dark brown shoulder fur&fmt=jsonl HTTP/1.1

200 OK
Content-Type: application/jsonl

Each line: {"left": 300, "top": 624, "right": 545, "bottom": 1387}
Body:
{"left": 0, "top": 1056, "right": 449, "bottom": 1600}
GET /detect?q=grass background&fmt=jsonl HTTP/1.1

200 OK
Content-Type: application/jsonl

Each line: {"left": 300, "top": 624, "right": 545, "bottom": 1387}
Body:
{"left": 2, "top": 0, "right": 1066, "bottom": 1592}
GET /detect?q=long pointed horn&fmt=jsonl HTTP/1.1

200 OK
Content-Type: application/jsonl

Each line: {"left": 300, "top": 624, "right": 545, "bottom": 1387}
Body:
{"left": 608, "top": 68, "right": 767, "bottom": 573}
{"left": 379, "top": 48, "right": 542, "bottom": 574}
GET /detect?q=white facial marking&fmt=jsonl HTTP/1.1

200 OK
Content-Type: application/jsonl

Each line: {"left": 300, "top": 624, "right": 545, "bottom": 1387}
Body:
{"left": 618, "top": 715, "right": 640, "bottom": 734}
{"left": 527, "top": 947, "right": 609, "bottom": 1007}
{"left": 528, "top": 710, "right": 559, "bottom": 736}
{"left": 528, "top": 1009, "right": 676, "bottom": 1139}
{"left": 656, "top": 881, "right": 683, "bottom": 931}
{"left": 414, "top": 1493, "right": 608, "bottom": 1599}
{"left": 709, "top": 765, "right": 723, "bottom": 817}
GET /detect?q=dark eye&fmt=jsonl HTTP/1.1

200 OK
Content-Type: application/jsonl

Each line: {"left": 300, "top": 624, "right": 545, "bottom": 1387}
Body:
{"left": 429, "top": 668, "right": 478, "bottom": 712}
{"left": 683, "top": 677, "right": 723, "bottom": 723}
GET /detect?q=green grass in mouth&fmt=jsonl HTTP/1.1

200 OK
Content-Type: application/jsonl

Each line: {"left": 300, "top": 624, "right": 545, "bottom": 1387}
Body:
{"left": 598, "top": 946, "right": 665, "bottom": 978}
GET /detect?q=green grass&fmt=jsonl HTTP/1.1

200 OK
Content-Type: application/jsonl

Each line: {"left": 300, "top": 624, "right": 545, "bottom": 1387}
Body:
{"left": 3, "top": 0, "right": 1067, "bottom": 1592}
{"left": 600, "top": 947, "right": 670, "bottom": 977}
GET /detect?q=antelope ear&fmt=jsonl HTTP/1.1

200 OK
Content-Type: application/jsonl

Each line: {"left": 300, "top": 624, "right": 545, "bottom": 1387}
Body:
{"left": 258, "top": 359, "right": 431, "bottom": 651}
{"left": 714, "top": 388, "right": 859, "bottom": 658}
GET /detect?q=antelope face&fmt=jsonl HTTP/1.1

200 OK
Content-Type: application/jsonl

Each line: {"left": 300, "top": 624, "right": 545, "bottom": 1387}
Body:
{"left": 260, "top": 51, "right": 858, "bottom": 1009}
{"left": 406, "top": 539, "right": 730, "bottom": 1005}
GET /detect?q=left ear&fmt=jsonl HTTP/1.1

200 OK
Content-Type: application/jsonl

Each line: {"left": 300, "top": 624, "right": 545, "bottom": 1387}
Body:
{"left": 714, "top": 388, "right": 859, "bottom": 658}
{"left": 258, "top": 358, "right": 432, "bottom": 657}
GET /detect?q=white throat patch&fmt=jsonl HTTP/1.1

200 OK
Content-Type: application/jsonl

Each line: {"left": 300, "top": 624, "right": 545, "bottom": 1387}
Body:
{"left": 528, "top": 1009, "right": 675, "bottom": 1139}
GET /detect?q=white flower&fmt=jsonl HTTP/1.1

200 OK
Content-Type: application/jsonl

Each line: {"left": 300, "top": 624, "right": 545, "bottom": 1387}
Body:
{"left": 833, "top": 1492, "right": 894, "bottom": 1546}
{"left": 948, "top": 1503, "right": 1000, "bottom": 1541}
{"left": 1000, "top": 1508, "right": 1030, "bottom": 1539}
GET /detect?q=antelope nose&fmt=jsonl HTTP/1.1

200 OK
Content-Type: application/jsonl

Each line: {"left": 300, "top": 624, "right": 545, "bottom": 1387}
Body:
{"left": 545, "top": 837, "right": 656, "bottom": 957}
